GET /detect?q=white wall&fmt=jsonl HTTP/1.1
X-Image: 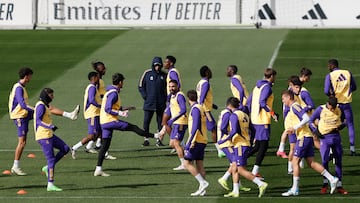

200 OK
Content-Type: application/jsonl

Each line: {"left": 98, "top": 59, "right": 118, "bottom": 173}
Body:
{"left": 1, "top": 0, "right": 360, "bottom": 29}
{"left": 0, "top": 0, "right": 33, "bottom": 28}
{"left": 242, "top": 0, "right": 360, "bottom": 28}
{"left": 37, "top": 0, "right": 239, "bottom": 27}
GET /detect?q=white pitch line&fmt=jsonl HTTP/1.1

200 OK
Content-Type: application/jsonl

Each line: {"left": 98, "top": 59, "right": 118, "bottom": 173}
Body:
{"left": 268, "top": 40, "right": 283, "bottom": 68}
{"left": 278, "top": 56, "right": 360, "bottom": 62}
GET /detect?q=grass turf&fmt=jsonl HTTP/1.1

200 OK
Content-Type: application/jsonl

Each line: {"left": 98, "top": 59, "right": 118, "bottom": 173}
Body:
{"left": 0, "top": 29, "right": 359, "bottom": 203}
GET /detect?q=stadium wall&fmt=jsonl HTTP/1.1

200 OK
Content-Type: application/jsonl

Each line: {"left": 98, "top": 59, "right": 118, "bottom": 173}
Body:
{"left": 1, "top": 0, "right": 360, "bottom": 29}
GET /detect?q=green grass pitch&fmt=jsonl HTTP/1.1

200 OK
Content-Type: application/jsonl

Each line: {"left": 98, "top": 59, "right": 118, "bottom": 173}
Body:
{"left": 0, "top": 29, "right": 359, "bottom": 203}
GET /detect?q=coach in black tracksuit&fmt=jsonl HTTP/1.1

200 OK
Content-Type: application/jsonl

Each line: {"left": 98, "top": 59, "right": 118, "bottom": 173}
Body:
{"left": 138, "top": 56, "right": 167, "bottom": 147}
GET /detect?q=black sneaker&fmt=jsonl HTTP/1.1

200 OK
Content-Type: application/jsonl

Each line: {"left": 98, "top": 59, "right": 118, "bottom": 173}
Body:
{"left": 142, "top": 140, "right": 150, "bottom": 147}
{"left": 350, "top": 151, "right": 356, "bottom": 156}
{"left": 156, "top": 139, "right": 165, "bottom": 147}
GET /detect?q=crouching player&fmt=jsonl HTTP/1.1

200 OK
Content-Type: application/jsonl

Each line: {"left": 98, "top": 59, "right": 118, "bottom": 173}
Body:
{"left": 281, "top": 90, "right": 339, "bottom": 196}
{"left": 309, "top": 96, "right": 348, "bottom": 195}
{"left": 218, "top": 97, "right": 268, "bottom": 198}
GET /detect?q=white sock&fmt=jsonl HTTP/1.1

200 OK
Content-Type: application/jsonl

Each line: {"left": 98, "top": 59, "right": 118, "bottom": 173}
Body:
{"left": 144, "top": 138, "right": 149, "bottom": 141}
{"left": 47, "top": 182, "right": 54, "bottom": 188}
{"left": 195, "top": 173, "right": 205, "bottom": 184}
{"left": 278, "top": 142, "right": 285, "bottom": 152}
{"left": 288, "top": 161, "right": 293, "bottom": 173}
{"left": 215, "top": 143, "right": 221, "bottom": 151}
{"left": 350, "top": 146, "right": 355, "bottom": 152}
{"left": 323, "top": 178, "right": 329, "bottom": 184}
{"left": 299, "top": 158, "right": 304, "bottom": 168}
{"left": 292, "top": 176, "right": 300, "bottom": 191}
{"left": 233, "top": 183, "right": 239, "bottom": 194}
{"left": 252, "top": 177, "right": 263, "bottom": 187}
{"left": 13, "top": 160, "right": 19, "bottom": 168}
{"left": 337, "top": 180, "right": 342, "bottom": 187}
{"left": 252, "top": 165, "right": 259, "bottom": 175}
{"left": 62, "top": 111, "right": 72, "bottom": 119}
{"left": 95, "top": 166, "right": 102, "bottom": 171}
{"left": 72, "top": 141, "right": 83, "bottom": 151}
{"left": 321, "top": 170, "right": 335, "bottom": 182}
{"left": 95, "top": 138, "right": 101, "bottom": 148}
{"left": 222, "top": 171, "right": 231, "bottom": 180}
{"left": 86, "top": 141, "right": 94, "bottom": 150}
{"left": 180, "top": 158, "right": 185, "bottom": 165}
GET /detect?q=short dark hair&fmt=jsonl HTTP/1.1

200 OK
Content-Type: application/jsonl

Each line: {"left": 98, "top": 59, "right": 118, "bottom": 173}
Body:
{"left": 169, "top": 79, "right": 178, "bottom": 86}
{"left": 288, "top": 75, "right": 299, "bottom": 83}
{"left": 19, "top": 67, "right": 33, "bottom": 79}
{"left": 264, "top": 68, "right": 277, "bottom": 79}
{"left": 88, "top": 71, "right": 98, "bottom": 80}
{"left": 290, "top": 76, "right": 303, "bottom": 86}
{"left": 328, "top": 59, "right": 339, "bottom": 67}
{"left": 91, "top": 61, "right": 105, "bottom": 71}
{"left": 282, "top": 89, "right": 294, "bottom": 100}
{"left": 300, "top": 67, "right": 312, "bottom": 77}
{"left": 200, "top": 65, "right": 210, "bottom": 77}
{"left": 112, "top": 73, "right": 125, "bottom": 85}
{"left": 228, "top": 65, "right": 238, "bottom": 74}
{"left": 226, "top": 97, "right": 240, "bottom": 109}
{"left": 187, "top": 90, "right": 197, "bottom": 102}
{"left": 328, "top": 96, "right": 338, "bottom": 108}
{"left": 166, "top": 55, "right": 176, "bottom": 64}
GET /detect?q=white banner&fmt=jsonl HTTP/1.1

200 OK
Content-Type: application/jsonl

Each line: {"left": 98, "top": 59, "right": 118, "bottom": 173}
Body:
{"left": 38, "top": 0, "right": 239, "bottom": 26}
{"left": 0, "top": 0, "right": 33, "bottom": 28}
{"left": 242, "top": 0, "right": 360, "bottom": 28}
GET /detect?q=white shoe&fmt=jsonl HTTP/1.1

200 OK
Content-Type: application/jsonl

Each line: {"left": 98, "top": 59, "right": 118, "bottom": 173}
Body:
{"left": 94, "top": 170, "right": 110, "bottom": 177}
{"left": 11, "top": 167, "right": 27, "bottom": 176}
{"left": 191, "top": 188, "right": 206, "bottom": 196}
{"left": 105, "top": 154, "right": 117, "bottom": 160}
{"left": 71, "top": 149, "right": 76, "bottom": 159}
{"left": 330, "top": 177, "right": 339, "bottom": 194}
{"left": 85, "top": 148, "right": 98, "bottom": 154}
{"left": 191, "top": 181, "right": 209, "bottom": 196}
{"left": 69, "top": 105, "right": 80, "bottom": 120}
{"left": 170, "top": 149, "right": 177, "bottom": 154}
{"left": 173, "top": 165, "right": 186, "bottom": 171}
{"left": 282, "top": 189, "right": 299, "bottom": 197}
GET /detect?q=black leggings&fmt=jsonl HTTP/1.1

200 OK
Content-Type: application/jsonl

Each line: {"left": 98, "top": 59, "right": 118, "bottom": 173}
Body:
{"left": 96, "top": 124, "right": 155, "bottom": 166}
{"left": 125, "top": 123, "right": 154, "bottom": 138}
{"left": 247, "top": 140, "right": 269, "bottom": 166}
{"left": 97, "top": 138, "right": 112, "bottom": 166}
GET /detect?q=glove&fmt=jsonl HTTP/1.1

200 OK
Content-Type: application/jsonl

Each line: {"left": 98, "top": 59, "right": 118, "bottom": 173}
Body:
{"left": 118, "top": 110, "right": 129, "bottom": 118}
{"left": 212, "top": 104, "right": 218, "bottom": 110}
{"left": 270, "top": 111, "right": 279, "bottom": 122}
{"left": 52, "top": 125, "right": 58, "bottom": 132}
{"left": 314, "top": 128, "right": 324, "bottom": 139}
{"left": 337, "top": 123, "right": 346, "bottom": 131}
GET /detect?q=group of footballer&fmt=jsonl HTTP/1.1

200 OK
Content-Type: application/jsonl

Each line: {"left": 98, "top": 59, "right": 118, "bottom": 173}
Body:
{"left": 7, "top": 56, "right": 356, "bottom": 197}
